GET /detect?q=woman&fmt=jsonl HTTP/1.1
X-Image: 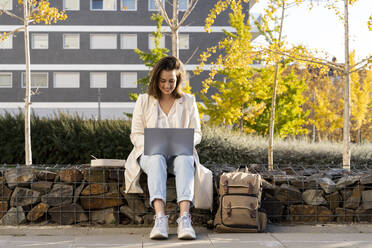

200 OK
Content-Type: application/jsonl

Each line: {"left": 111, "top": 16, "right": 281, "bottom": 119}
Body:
{"left": 124, "top": 56, "right": 208, "bottom": 240}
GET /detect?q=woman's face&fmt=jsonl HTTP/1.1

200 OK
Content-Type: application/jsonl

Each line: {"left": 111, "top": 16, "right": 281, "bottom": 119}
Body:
{"left": 158, "top": 69, "right": 177, "bottom": 97}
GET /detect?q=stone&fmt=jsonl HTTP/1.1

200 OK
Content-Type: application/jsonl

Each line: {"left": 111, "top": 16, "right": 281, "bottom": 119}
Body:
{"left": 58, "top": 168, "right": 83, "bottom": 184}
{"left": 355, "top": 205, "right": 372, "bottom": 222}
{"left": 261, "top": 196, "right": 283, "bottom": 222}
{"left": 165, "top": 202, "right": 178, "bottom": 214}
{"left": 291, "top": 178, "right": 317, "bottom": 190}
{"left": 0, "top": 184, "right": 12, "bottom": 201}
{"left": 0, "top": 201, "right": 8, "bottom": 219}
{"left": 326, "top": 192, "right": 341, "bottom": 210}
{"left": 31, "top": 181, "right": 53, "bottom": 194}
{"left": 10, "top": 187, "right": 41, "bottom": 207}
{"left": 261, "top": 178, "right": 277, "bottom": 195}
{"left": 335, "top": 208, "right": 354, "bottom": 223}
{"left": 134, "top": 215, "right": 143, "bottom": 224}
{"left": 317, "top": 177, "right": 336, "bottom": 194}
{"left": 41, "top": 183, "right": 73, "bottom": 206}
{"left": 90, "top": 208, "right": 116, "bottom": 224}
{"left": 5, "top": 168, "right": 35, "bottom": 188}
{"left": 272, "top": 175, "right": 297, "bottom": 185}
{"left": 344, "top": 186, "right": 363, "bottom": 209}
{"left": 360, "top": 175, "right": 372, "bottom": 185}
{"left": 362, "top": 190, "right": 372, "bottom": 210}
{"left": 336, "top": 175, "right": 361, "bottom": 189}
{"left": 120, "top": 205, "right": 135, "bottom": 220}
{"left": 80, "top": 192, "right": 123, "bottom": 209}
{"left": 143, "top": 214, "right": 154, "bottom": 225}
{"left": 36, "top": 170, "right": 57, "bottom": 181}
{"left": 166, "top": 177, "right": 177, "bottom": 202}
{"left": 49, "top": 203, "right": 88, "bottom": 225}
{"left": 81, "top": 184, "right": 109, "bottom": 196}
{"left": 27, "top": 202, "right": 49, "bottom": 222}
{"left": 122, "top": 193, "right": 147, "bottom": 214}
{"left": 300, "top": 168, "right": 318, "bottom": 176}
{"left": 340, "top": 189, "right": 353, "bottom": 201}
{"left": 324, "top": 168, "right": 347, "bottom": 180}
{"left": 0, "top": 206, "right": 26, "bottom": 225}
{"left": 289, "top": 205, "right": 333, "bottom": 223}
{"left": 73, "top": 182, "right": 85, "bottom": 204}
{"left": 302, "top": 190, "right": 327, "bottom": 206}
{"left": 108, "top": 169, "right": 124, "bottom": 184}
{"left": 107, "top": 181, "right": 120, "bottom": 193}
{"left": 83, "top": 168, "right": 108, "bottom": 183}
{"left": 275, "top": 184, "right": 302, "bottom": 204}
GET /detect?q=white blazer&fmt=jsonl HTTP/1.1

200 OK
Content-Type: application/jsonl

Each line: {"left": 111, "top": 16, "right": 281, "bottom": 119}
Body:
{"left": 124, "top": 93, "right": 213, "bottom": 209}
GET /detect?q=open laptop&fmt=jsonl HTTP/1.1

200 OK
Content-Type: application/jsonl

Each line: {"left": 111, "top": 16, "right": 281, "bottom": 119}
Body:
{"left": 144, "top": 128, "right": 194, "bottom": 157}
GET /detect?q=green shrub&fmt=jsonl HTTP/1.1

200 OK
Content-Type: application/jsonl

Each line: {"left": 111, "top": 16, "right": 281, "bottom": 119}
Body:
{"left": 0, "top": 112, "right": 371, "bottom": 167}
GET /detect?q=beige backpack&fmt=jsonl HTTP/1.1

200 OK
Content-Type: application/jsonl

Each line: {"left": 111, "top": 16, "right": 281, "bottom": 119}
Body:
{"left": 214, "top": 168, "right": 267, "bottom": 232}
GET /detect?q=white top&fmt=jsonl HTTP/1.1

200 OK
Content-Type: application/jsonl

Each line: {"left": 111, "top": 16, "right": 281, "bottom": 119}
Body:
{"left": 156, "top": 101, "right": 177, "bottom": 128}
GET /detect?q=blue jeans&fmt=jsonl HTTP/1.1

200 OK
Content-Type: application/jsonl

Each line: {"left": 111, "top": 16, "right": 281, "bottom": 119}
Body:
{"left": 139, "top": 154, "right": 195, "bottom": 207}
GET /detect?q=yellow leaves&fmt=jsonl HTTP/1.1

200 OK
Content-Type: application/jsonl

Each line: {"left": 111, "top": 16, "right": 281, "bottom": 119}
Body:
{"left": 369, "top": 15, "right": 372, "bottom": 31}
{"left": 26, "top": 1, "right": 67, "bottom": 24}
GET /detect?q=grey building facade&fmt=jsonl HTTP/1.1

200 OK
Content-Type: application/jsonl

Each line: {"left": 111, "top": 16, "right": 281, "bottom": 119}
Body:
{"left": 0, "top": 0, "right": 259, "bottom": 119}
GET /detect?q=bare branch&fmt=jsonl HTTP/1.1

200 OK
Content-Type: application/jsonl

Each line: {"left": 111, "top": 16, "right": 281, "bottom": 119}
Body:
{"left": 349, "top": 55, "right": 372, "bottom": 71}
{"left": 0, "top": 9, "right": 24, "bottom": 22}
{"left": 177, "top": 0, "right": 199, "bottom": 29}
{"left": 0, "top": 27, "right": 25, "bottom": 38}
{"left": 31, "top": 88, "right": 40, "bottom": 96}
{"left": 185, "top": 46, "right": 199, "bottom": 64}
{"left": 155, "top": 0, "right": 173, "bottom": 28}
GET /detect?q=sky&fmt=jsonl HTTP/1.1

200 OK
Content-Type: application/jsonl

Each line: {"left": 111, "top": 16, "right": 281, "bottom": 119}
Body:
{"left": 250, "top": 0, "right": 372, "bottom": 63}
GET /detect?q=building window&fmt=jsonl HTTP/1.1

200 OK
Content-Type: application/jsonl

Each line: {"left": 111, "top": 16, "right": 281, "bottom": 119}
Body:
{"left": 0, "top": 0, "right": 12, "bottom": 10}
{"left": 179, "top": 0, "right": 188, "bottom": 11}
{"left": 63, "top": 0, "right": 79, "bottom": 10}
{"left": 91, "top": 0, "right": 116, "bottom": 10}
{"left": 148, "top": 0, "right": 164, "bottom": 11}
{"left": 0, "top": 35, "right": 12, "bottom": 49}
{"left": 90, "top": 34, "right": 117, "bottom": 49}
{"left": 63, "top": 34, "right": 80, "bottom": 49}
{"left": 121, "top": 34, "right": 137, "bottom": 49}
{"left": 121, "top": 72, "right": 137, "bottom": 88}
{"left": 179, "top": 34, "right": 189, "bottom": 49}
{"left": 121, "top": 0, "right": 136, "bottom": 11}
{"left": 0, "top": 72, "right": 12, "bottom": 88}
{"left": 32, "top": 33, "right": 48, "bottom": 49}
{"left": 90, "top": 72, "right": 107, "bottom": 88}
{"left": 22, "top": 72, "right": 48, "bottom": 88}
{"left": 149, "top": 34, "right": 165, "bottom": 49}
{"left": 54, "top": 72, "right": 80, "bottom": 88}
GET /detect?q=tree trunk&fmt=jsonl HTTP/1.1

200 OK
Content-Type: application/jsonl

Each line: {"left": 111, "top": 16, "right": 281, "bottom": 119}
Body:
{"left": 172, "top": 0, "right": 179, "bottom": 57}
{"left": 268, "top": 0, "right": 285, "bottom": 170}
{"left": 343, "top": 0, "right": 351, "bottom": 170}
{"left": 23, "top": 2, "right": 32, "bottom": 166}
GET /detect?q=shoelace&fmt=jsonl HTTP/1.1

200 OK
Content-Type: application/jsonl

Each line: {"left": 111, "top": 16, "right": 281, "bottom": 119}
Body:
{"left": 153, "top": 215, "right": 169, "bottom": 228}
{"left": 177, "top": 214, "right": 192, "bottom": 228}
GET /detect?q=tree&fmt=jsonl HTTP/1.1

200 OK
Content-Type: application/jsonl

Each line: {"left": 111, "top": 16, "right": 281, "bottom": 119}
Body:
{"left": 0, "top": 0, "right": 67, "bottom": 166}
{"left": 155, "top": 0, "right": 199, "bottom": 57}
{"left": 129, "top": 13, "right": 169, "bottom": 102}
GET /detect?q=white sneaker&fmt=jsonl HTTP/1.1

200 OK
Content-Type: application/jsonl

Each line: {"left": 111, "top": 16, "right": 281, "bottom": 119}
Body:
{"left": 150, "top": 214, "right": 169, "bottom": 239}
{"left": 177, "top": 212, "right": 196, "bottom": 240}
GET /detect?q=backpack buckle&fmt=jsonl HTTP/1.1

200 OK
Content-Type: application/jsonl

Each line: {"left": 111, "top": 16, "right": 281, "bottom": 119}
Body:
{"left": 223, "top": 180, "right": 229, "bottom": 194}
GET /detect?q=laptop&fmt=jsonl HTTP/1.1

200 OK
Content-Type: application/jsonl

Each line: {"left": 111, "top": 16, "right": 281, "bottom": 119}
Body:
{"left": 144, "top": 128, "right": 194, "bottom": 157}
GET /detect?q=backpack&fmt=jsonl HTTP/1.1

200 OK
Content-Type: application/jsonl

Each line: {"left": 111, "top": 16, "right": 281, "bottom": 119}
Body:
{"left": 214, "top": 168, "right": 267, "bottom": 232}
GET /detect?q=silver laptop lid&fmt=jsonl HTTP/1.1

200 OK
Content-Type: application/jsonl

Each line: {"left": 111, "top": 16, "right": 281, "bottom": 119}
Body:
{"left": 144, "top": 128, "right": 194, "bottom": 157}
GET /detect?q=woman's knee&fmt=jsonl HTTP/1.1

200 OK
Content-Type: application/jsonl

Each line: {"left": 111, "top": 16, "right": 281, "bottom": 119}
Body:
{"left": 141, "top": 154, "right": 167, "bottom": 174}
{"left": 173, "top": 155, "right": 194, "bottom": 173}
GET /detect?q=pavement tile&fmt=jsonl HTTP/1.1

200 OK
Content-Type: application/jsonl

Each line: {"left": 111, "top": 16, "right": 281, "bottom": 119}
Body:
{"left": 208, "top": 233, "right": 284, "bottom": 248}
{"left": 0, "top": 235, "right": 13, "bottom": 247}
{"left": 73, "top": 234, "right": 142, "bottom": 248}
{"left": 6, "top": 235, "right": 74, "bottom": 248}
{"left": 142, "top": 233, "right": 212, "bottom": 248}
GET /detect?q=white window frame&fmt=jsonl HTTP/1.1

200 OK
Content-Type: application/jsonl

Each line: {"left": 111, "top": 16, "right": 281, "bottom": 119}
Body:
{"left": 53, "top": 72, "right": 80, "bottom": 88}
{"left": 90, "top": 72, "right": 107, "bottom": 88}
{"left": 21, "top": 72, "right": 49, "bottom": 88}
{"left": 90, "top": 0, "right": 117, "bottom": 11}
{"left": 148, "top": 34, "right": 165, "bottom": 49}
{"left": 120, "top": 72, "right": 137, "bottom": 88}
{"left": 63, "top": 0, "right": 80, "bottom": 10}
{"left": 179, "top": 33, "right": 189, "bottom": 50}
{"left": 90, "top": 34, "right": 117, "bottom": 49}
{"left": 0, "top": 72, "right": 12, "bottom": 88}
{"left": 121, "top": 0, "right": 137, "bottom": 11}
{"left": 0, "top": 34, "right": 13, "bottom": 49}
{"left": 148, "top": 0, "right": 164, "bottom": 11}
{"left": 31, "top": 33, "right": 48, "bottom": 49}
{"left": 120, "top": 34, "right": 137, "bottom": 49}
{"left": 178, "top": 0, "right": 188, "bottom": 11}
{"left": 0, "top": 0, "right": 12, "bottom": 10}
{"left": 63, "top": 34, "right": 80, "bottom": 49}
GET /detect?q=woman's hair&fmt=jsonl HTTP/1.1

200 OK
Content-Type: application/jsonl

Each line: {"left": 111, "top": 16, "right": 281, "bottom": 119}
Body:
{"left": 147, "top": 56, "right": 185, "bottom": 99}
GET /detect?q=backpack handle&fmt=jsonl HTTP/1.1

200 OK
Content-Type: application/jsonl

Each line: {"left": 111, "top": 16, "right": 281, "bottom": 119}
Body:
{"left": 235, "top": 166, "right": 249, "bottom": 173}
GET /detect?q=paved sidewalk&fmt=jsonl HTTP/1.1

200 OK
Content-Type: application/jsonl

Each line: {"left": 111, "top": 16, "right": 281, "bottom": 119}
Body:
{"left": 0, "top": 224, "right": 372, "bottom": 248}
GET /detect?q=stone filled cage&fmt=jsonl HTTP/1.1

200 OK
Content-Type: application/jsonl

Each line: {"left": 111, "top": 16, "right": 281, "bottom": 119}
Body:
{"left": 0, "top": 164, "right": 372, "bottom": 226}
